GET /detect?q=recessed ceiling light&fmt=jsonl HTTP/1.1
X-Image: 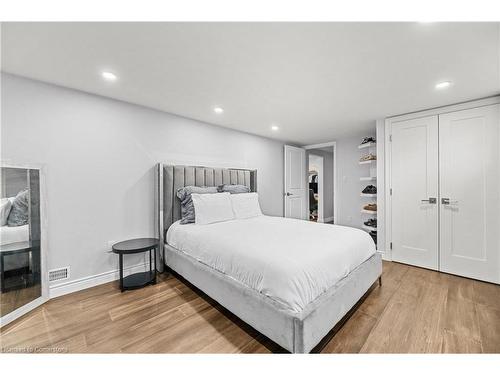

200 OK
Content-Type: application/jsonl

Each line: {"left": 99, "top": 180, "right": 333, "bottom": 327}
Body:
{"left": 214, "top": 107, "right": 224, "bottom": 114}
{"left": 101, "top": 71, "right": 118, "bottom": 81}
{"left": 271, "top": 125, "right": 279, "bottom": 131}
{"left": 435, "top": 81, "right": 452, "bottom": 89}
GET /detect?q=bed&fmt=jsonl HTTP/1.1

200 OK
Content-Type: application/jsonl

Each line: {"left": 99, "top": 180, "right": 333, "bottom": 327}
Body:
{"left": 1, "top": 224, "right": 29, "bottom": 246}
{"left": 1, "top": 224, "right": 30, "bottom": 271}
{"left": 157, "top": 164, "right": 382, "bottom": 353}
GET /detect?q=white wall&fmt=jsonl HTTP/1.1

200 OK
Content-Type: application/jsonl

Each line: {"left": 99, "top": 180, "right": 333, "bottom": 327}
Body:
{"left": 335, "top": 131, "right": 376, "bottom": 228}
{"left": 1, "top": 73, "right": 285, "bottom": 287}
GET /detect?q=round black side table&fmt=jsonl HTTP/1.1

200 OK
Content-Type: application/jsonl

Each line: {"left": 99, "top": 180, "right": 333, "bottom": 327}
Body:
{"left": 112, "top": 238, "right": 158, "bottom": 292}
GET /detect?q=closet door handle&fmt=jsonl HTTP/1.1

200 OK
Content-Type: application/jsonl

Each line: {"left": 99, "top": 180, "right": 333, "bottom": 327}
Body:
{"left": 421, "top": 198, "right": 436, "bottom": 204}
{"left": 285, "top": 192, "right": 293, "bottom": 196}
{"left": 441, "top": 198, "right": 458, "bottom": 205}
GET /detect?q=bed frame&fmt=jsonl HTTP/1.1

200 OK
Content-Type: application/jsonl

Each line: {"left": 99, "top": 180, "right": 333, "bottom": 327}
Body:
{"left": 156, "top": 163, "right": 382, "bottom": 353}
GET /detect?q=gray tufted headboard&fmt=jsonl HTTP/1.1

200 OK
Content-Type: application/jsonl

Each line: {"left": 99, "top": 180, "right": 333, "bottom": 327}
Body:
{"left": 156, "top": 163, "right": 257, "bottom": 247}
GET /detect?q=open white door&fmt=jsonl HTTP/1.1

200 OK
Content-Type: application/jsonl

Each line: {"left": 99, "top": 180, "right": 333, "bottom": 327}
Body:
{"left": 284, "top": 145, "right": 307, "bottom": 219}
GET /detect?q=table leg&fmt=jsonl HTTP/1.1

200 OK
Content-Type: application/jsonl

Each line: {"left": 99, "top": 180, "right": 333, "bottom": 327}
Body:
{"left": 0, "top": 254, "right": 4, "bottom": 293}
{"left": 153, "top": 246, "right": 157, "bottom": 284}
{"left": 28, "top": 250, "right": 33, "bottom": 275}
{"left": 119, "top": 254, "right": 123, "bottom": 292}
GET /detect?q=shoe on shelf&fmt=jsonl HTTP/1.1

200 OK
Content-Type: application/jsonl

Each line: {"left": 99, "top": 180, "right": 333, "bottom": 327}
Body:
{"left": 359, "top": 154, "right": 377, "bottom": 162}
{"left": 360, "top": 137, "right": 376, "bottom": 145}
{"left": 363, "top": 203, "right": 377, "bottom": 211}
{"left": 364, "top": 218, "right": 377, "bottom": 227}
{"left": 362, "top": 185, "right": 377, "bottom": 194}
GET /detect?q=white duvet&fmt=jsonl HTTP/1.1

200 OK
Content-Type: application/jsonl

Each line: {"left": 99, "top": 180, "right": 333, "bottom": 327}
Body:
{"left": 167, "top": 215, "right": 376, "bottom": 313}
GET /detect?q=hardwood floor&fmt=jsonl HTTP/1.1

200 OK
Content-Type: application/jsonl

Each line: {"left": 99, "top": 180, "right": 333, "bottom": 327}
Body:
{"left": 1, "top": 261, "right": 499, "bottom": 353}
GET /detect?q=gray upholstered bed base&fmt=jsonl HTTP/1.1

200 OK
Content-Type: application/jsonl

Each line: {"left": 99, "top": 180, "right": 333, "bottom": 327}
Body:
{"left": 165, "top": 243, "right": 382, "bottom": 353}
{"left": 158, "top": 163, "right": 382, "bottom": 353}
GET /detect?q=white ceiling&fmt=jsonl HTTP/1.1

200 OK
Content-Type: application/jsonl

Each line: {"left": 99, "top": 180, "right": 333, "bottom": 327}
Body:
{"left": 2, "top": 22, "right": 499, "bottom": 145}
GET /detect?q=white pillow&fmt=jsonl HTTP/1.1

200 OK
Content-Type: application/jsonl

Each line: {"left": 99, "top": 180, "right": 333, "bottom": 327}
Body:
{"left": 0, "top": 198, "right": 13, "bottom": 226}
{"left": 230, "top": 192, "right": 263, "bottom": 219}
{"left": 191, "top": 192, "right": 235, "bottom": 225}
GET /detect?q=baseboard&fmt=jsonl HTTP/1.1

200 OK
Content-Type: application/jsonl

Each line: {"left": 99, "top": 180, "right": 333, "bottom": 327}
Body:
{"left": 377, "top": 250, "right": 391, "bottom": 261}
{"left": 49, "top": 262, "right": 151, "bottom": 299}
{"left": 1, "top": 295, "right": 48, "bottom": 327}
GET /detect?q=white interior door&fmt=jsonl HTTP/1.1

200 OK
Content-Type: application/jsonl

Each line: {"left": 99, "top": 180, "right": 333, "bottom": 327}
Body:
{"left": 284, "top": 145, "right": 306, "bottom": 219}
{"left": 439, "top": 104, "right": 500, "bottom": 283}
{"left": 391, "top": 116, "right": 439, "bottom": 270}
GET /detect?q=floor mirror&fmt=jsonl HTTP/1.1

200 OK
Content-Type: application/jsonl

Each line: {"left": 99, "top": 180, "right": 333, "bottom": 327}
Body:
{"left": 0, "top": 165, "right": 47, "bottom": 326}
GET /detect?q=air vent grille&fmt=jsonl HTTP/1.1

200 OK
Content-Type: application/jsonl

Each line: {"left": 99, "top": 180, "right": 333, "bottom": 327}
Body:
{"left": 48, "top": 267, "right": 70, "bottom": 282}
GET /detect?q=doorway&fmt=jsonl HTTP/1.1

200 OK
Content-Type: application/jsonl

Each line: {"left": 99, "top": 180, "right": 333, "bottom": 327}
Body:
{"left": 283, "top": 142, "right": 337, "bottom": 223}
{"left": 308, "top": 154, "right": 322, "bottom": 222}
{"left": 305, "top": 143, "right": 336, "bottom": 224}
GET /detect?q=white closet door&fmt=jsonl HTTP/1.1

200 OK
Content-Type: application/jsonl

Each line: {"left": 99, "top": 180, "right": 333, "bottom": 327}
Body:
{"left": 439, "top": 104, "right": 500, "bottom": 283}
{"left": 391, "top": 116, "right": 439, "bottom": 270}
{"left": 284, "top": 145, "right": 307, "bottom": 219}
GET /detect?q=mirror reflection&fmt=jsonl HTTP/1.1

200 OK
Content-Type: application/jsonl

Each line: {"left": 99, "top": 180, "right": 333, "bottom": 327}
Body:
{"left": 0, "top": 167, "right": 41, "bottom": 317}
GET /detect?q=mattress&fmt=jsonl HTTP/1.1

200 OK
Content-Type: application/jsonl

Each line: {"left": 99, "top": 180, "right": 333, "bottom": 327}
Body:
{"left": 0, "top": 224, "right": 29, "bottom": 246}
{"left": 166, "top": 215, "right": 376, "bottom": 312}
{"left": 0, "top": 224, "right": 30, "bottom": 271}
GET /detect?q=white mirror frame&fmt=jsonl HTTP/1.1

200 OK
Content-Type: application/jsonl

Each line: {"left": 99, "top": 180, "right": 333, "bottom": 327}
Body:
{"left": 0, "top": 161, "right": 49, "bottom": 327}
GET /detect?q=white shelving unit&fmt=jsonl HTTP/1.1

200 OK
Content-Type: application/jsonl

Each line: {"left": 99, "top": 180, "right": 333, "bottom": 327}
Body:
{"left": 360, "top": 176, "right": 376, "bottom": 182}
{"left": 359, "top": 160, "right": 376, "bottom": 165}
{"left": 358, "top": 142, "right": 376, "bottom": 149}
{"left": 359, "top": 138, "right": 377, "bottom": 245}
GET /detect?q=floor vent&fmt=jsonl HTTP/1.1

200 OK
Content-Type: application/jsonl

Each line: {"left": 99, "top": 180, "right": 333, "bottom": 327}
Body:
{"left": 48, "top": 267, "right": 70, "bottom": 282}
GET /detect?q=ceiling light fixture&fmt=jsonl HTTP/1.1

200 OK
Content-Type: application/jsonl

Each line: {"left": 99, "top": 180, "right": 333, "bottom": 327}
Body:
{"left": 435, "top": 81, "right": 452, "bottom": 89}
{"left": 101, "top": 71, "right": 118, "bottom": 81}
{"left": 214, "top": 107, "right": 224, "bottom": 114}
{"left": 271, "top": 125, "right": 279, "bottom": 131}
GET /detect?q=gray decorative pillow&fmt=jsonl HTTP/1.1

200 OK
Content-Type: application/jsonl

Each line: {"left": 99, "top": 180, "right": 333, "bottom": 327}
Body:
{"left": 0, "top": 198, "right": 12, "bottom": 226}
{"left": 217, "top": 184, "right": 250, "bottom": 194}
{"left": 7, "top": 189, "right": 29, "bottom": 227}
{"left": 177, "top": 186, "right": 218, "bottom": 224}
